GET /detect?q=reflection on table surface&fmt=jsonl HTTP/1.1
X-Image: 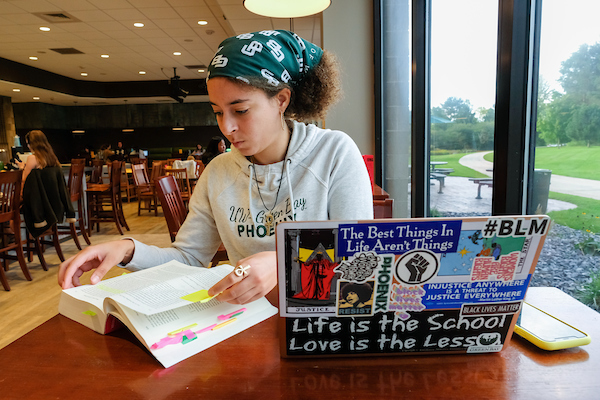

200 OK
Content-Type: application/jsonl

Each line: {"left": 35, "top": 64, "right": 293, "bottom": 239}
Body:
{"left": 0, "top": 287, "right": 598, "bottom": 399}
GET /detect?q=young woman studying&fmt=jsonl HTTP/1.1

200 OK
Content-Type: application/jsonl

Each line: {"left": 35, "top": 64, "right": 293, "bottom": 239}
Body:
{"left": 58, "top": 30, "right": 373, "bottom": 304}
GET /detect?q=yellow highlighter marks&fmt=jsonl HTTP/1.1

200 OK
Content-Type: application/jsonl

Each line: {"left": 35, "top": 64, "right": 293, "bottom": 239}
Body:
{"left": 181, "top": 289, "right": 214, "bottom": 303}
{"left": 212, "top": 318, "right": 237, "bottom": 330}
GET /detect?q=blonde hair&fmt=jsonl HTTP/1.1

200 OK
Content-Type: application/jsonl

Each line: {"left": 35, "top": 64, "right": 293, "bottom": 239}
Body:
{"left": 25, "top": 130, "right": 60, "bottom": 168}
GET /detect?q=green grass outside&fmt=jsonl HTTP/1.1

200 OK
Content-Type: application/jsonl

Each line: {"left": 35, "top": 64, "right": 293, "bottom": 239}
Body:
{"left": 548, "top": 192, "right": 600, "bottom": 234}
{"left": 430, "top": 152, "right": 488, "bottom": 179}
{"left": 484, "top": 146, "right": 600, "bottom": 181}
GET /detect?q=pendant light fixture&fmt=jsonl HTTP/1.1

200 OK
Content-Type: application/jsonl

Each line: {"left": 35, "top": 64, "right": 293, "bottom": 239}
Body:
{"left": 243, "top": 0, "right": 331, "bottom": 18}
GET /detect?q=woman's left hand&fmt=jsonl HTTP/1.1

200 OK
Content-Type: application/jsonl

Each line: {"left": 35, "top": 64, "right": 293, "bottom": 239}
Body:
{"left": 208, "top": 251, "right": 277, "bottom": 304}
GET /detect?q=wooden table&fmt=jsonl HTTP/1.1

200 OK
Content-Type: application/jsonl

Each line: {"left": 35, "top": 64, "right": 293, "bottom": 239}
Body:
{"left": 373, "top": 183, "right": 389, "bottom": 200}
{"left": 1, "top": 287, "right": 598, "bottom": 399}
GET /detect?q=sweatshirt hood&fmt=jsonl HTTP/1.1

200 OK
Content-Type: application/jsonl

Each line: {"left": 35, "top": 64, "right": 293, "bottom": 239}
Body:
{"left": 229, "top": 121, "right": 324, "bottom": 230}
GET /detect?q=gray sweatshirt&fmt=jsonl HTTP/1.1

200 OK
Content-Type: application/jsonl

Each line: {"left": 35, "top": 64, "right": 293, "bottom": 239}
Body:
{"left": 126, "top": 121, "right": 373, "bottom": 270}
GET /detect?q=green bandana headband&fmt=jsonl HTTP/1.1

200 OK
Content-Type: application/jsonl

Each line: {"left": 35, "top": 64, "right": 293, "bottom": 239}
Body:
{"left": 207, "top": 30, "right": 323, "bottom": 88}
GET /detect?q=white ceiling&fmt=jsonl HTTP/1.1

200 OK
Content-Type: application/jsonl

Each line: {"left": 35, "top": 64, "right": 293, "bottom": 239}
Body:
{"left": 0, "top": 0, "right": 322, "bottom": 105}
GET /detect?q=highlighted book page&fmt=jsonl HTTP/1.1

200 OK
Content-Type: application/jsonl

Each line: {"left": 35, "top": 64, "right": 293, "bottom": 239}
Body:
{"left": 63, "top": 261, "right": 233, "bottom": 315}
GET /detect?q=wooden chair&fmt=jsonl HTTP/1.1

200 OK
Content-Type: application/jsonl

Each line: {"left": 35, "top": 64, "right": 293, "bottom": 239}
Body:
{"left": 132, "top": 163, "right": 158, "bottom": 216}
{"left": 90, "top": 159, "right": 104, "bottom": 184}
{"left": 165, "top": 167, "right": 191, "bottom": 205}
{"left": 166, "top": 158, "right": 181, "bottom": 167}
{"left": 86, "top": 160, "right": 129, "bottom": 235}
{"left": 191, "top": 160, "right": 205, "bottom": 193}
{"left": 56, "top": 161, "right": 91, "bottom": 250}
{"left": 21, "top": 167, "right": 72, "bottom": 271}
{"left": 25, "top": 225, "right": 65, "bottom": 272}
{"left": 0, "top": 171, "right": 31, "bottom": 291}
{"left": 373, "top": 198, "right": 394, "bottom": 219}
{"left": 121, "top": 162, "right": 136, "bottom": 203}
{"left": 195, "top": 160, "right": 205, "bottom": 178}
{"left": 155, "top": 175, "right": 228, "bottom": 265}
{"left": 154, "top": 175, "right": 187, "bottom": 242}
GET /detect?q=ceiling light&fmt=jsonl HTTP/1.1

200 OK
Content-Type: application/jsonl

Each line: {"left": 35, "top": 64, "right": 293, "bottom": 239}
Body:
{"left": 81, "top": 72, "right": 88, "bottom": 76}
{"left": 13, "top": 89, "right": 20, "bottom": 92}
{"left": 243, "top": 0, "right": 330, "bottom": 18}
{"left": 134, "top": 22, "right": 144, "bottom": 28}
{"left": 139, "top": 71, "right": 146, "bottom": 75}
{"left": 172, "top": 127, "right": 185, "bottom": 131}
{"left": 122, "top": 129, "right": 134, "bottom": 133}
{"left": 29, "top": 56, "right": 38, "bottom": 60}
{"left": 40, "top": 26, "right": 50, "bottom": 31}
{"left": 198, "top": 69, "right": 205, "bottom": 73}
{"left": 197, "top": 20, "right": 208, "bottom": 25}
{"left": 173, "top": 51, "right": 182, "bottom": 56}
{"left": 101, "top": 54, "right": 109, "bottom": 58}
{"left": 33, "top": 97, "right": 40, "bottom": 100}
{"left": 72, "top": 130, "right": 85, "bottom": 134}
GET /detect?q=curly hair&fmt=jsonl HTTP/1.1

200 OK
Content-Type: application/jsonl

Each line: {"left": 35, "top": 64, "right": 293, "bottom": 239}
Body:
{"left": 341, "top": 282, "right": 373, "bottom": 305}
{"left": 225, "top": 50, "right": 342, "bottom": 122}
{"left": 25, "top": 130, "right": 60, "bottom": 168}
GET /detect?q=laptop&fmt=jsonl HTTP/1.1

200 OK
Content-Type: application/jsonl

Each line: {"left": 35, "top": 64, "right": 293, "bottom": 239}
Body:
{"left": 276, "top": 215, "right": 550, "bottom": 357}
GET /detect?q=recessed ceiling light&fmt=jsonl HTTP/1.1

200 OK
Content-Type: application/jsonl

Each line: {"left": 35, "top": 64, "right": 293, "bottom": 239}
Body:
{"left": 173, "top": 51, "right": 182, "bottom": 56}
{"left": 244, "top": 0, "right": 331, "bottom": 18}
{"left": 134, "top": 22, "right": 144, "bottom": 28}
{"left": 12, "top": 89, "right": 20, "bottom": 92}
{"left": 33, "top": 97, "right": 40, "bottom": 100}
{"left": 29, "top": 56, "right": 38, "bottom": 60}
{"left": 72, "top": 130, "right": 85, "bottom": 134}
{"left": 81, "top": 72, "right": 88, "bottom": 76}
{"left": 198, "top": 20, "right": 208, "bottom": 25}
{"left": 198, "top": 69, "right": 205, "bottom": 73}
{"left": 39, "top": 26, "right": 50, "bottom": 31}
{"left": 122, "top": 129, "right": 134, "bottom": 132}
{"left": 172, "top": 127, "right": 185, "bottom": 131}
{"left": 139, "top": 71, "right": 146, "bottom": 75}
{"left": 101, "top": 54, "right": 109, "bottom": 58}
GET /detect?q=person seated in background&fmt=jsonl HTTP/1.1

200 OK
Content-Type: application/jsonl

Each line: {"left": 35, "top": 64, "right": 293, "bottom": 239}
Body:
{"left": 76, "top": 146, "right": 93, "bottom": 166}
{"left": 113, "top": 141, "right": 127, "bottom": 161}
{"left": 18, "top": 130, "right": 75, "bottom": 237}
{"left": 201, "top": 136, "right": 227, "bottom": 166}
{"left": 96, "top": 144, "right": 114, "bottom": 161}
{"left": 191, "top": 144, "right": 205, "bottom": 160}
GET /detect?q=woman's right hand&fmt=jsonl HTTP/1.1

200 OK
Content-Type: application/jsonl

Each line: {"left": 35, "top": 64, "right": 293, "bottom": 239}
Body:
{"left": 58, "top": 239, "right": 135, "bottom": 289}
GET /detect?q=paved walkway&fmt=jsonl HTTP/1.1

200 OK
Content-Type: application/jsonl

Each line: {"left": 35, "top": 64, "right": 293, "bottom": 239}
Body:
{"left": 460, "top": 151, "right": 600, "bottom": 201}
{"left": 430, "top": 176, "right": 575, "bottom": 215}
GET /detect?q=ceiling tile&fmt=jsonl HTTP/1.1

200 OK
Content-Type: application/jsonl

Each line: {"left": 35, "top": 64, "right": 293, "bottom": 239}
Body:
{"left": 172, "top": 5, "right": 212, "bottom": 19}
{"left": 102, "top": 8, "right": 147, "bottom": 20}
{"left": 140, "top": 7, "right": 180, "bottom": 20}
{"left": 67, "top": 9, "right": 113, "bottom": 22}
{"left": 0, "top": 2, "right": 28, "bottom": 14}
{"left": 4, "top": 12, "right": 51, "bottom": 24}
{"left": 10, "top": 0, "right": 59, "bottom": 13}
{"left": 128, "top": 0, "right": 171, "bottom": 8}
{"left": 86, "top": 20, "right": 126, "bottom": 31}
{"left": 47, "top": 0, "right": 98, "bottom": 12}
{"left": 87, "top": 0, "right": 134, "bottom": 10}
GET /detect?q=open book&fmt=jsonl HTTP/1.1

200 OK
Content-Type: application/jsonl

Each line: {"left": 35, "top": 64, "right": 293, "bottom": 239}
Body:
{"left": 58, "top": 260, "right": 278, "bottom": 368}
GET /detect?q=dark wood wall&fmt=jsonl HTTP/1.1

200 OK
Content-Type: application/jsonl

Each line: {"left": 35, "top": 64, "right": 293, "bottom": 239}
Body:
{"left": 13, "top": 102, "right": 222, "bottom": 162}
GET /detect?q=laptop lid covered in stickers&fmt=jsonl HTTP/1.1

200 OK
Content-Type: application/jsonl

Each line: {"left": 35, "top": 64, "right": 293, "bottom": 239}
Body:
{"left": 276, "top": 215, "right": 550, "bottom": 357}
